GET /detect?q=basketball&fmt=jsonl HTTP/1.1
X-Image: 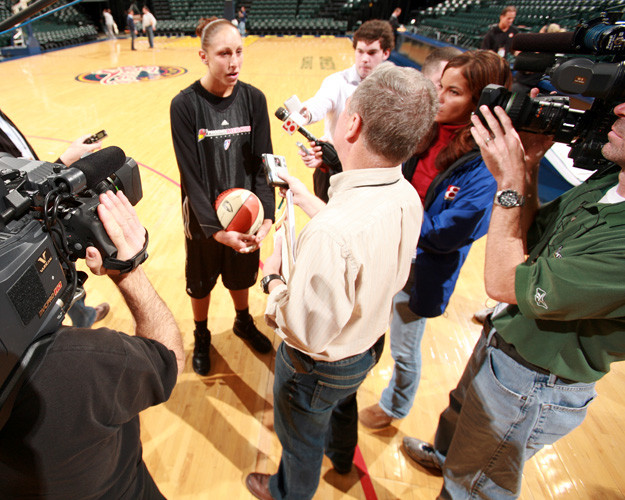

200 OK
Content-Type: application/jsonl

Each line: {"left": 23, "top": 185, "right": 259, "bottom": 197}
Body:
{"left": 214, "top": 188, "right": 264, "bottom": 235}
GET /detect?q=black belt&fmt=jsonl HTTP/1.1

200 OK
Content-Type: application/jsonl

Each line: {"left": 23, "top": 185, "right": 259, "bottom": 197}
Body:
{"left": 484, "top": 315, "right": 575, "bottom": 384}
{"left": 284, "top": 335, "right": 385, "bottom": 374}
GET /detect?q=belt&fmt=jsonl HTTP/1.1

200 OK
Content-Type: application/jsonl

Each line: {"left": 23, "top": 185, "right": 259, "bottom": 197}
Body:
{"left": 284, "top": 335, "right": 385, "bottom": 374}
{"left": 484, "top": 315, "right": 575, "bottom": 384}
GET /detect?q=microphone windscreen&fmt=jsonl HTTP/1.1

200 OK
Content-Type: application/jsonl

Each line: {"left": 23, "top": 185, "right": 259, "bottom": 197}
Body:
{"left": 513, "top": 52, "right": 557, "bottom": 73}
{"left": 70, "top": 146, "right": 126, "bottom": 189}
{"left": 511, "top": 32, "right": 576, "bottom": 53}
{"left": 275, "top": 107, "right": 289, "bottom": 121}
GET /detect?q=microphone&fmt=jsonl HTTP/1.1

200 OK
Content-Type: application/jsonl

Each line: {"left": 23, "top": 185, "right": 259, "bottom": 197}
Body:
{"left": 511, "top": 32, "right": 579, "bottom": 54}
{"left": 513, "top": 52, "right": 557, "bottom": 73}
{"left": 70, "top": 146, "right": 126, "bottom": 189}
{"left": 70, "top": 146, "right": 143, "bottom": 205}
{"left": 274, "top": 107, "right": 342, "bottom": 173}
{"left": 275, "top": 107, "right": 317, "bottom": 142}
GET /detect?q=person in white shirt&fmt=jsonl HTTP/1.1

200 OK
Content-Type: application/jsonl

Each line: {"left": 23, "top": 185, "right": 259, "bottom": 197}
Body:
{"left": 103, "top": 9, "right": 115, "bottom": 39}
{"left": 142, "top": 6, "right": 157, "bottom": 48}
{"left": 245, "top": 63, "right": 438, "bottom": 500}
{"left": 298, "top": 19, "right": 395, "bottom": 201}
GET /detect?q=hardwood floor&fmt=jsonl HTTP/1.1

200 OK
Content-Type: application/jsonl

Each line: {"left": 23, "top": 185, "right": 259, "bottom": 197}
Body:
{"left": 1, "top": 34, "right": 624, "bottom": 499}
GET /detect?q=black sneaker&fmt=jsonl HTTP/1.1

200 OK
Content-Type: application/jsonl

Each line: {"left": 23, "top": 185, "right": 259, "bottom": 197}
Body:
{"left": 193, "top": 329, "right": 211, "bottom": 375}
{"left": 233, "top": 316, "right": 272, "bottom": 354}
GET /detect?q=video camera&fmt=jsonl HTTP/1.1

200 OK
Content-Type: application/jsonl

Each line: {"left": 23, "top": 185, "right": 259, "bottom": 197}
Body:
{"left": 476, "top": 12, "right": 625, "bottom": 169}
{"left": 0, "top": 147, "right": 142, "bottom": 423}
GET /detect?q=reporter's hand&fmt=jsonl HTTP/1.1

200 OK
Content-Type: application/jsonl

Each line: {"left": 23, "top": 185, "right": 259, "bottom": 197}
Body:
{"left": 298, "top": 141, "right": 323, "bottom": 169}
{"left": 263, "top": 235, "right": 283, "bottom": 277}
{"left": 213, "top": 229, "right": 258, "bottom": 253}
{"left": 85, "top": 191, "right": 146, "bottom": 276}
{"left": 59, "top": 134, "right": 102, "bottom": 167}
{"left": 299, "top": 107, "right": 311, "bottom": 124}
{"left": 276, "top": 171, "right": 326, "bottom": 218}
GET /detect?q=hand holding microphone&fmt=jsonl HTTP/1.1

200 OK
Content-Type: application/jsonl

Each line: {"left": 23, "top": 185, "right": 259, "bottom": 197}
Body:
{"left": 275, "top": 107, "right": 342, "bottom": 174}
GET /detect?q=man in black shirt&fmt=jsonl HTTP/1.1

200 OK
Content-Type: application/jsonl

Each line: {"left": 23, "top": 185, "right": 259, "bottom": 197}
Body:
{"left": 0, "top": 190, "right": 184, "bottom": 498}
{"left": 481, "top": 5, "right": 518, "bottom": 58}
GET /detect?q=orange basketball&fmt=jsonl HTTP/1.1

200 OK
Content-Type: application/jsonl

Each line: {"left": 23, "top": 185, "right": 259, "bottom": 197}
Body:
{"left": 214, "top": 188, "right": 264, "bottom": 235}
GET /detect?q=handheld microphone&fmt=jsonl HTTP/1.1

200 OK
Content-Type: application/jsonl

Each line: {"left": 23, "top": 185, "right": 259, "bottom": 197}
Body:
{"left": 274, "top": 107, "right": 342, "bottom": 173}
{"left": 275, "top": 107, "right": 317, "bottom": 142}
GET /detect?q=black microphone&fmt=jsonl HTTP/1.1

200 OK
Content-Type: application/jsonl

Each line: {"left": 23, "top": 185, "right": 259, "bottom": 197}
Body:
{"left": 513, "top": 52, "right": 557, "bottom": 73}
{"left": 511, "top": 32, "right": 579, "bottom": 54}
{"left": 274, "top": 107, "right": 342, "bottom": 173}
{"left": 70, "top": 146, "right": 143, "bottom": 205}
{"left": 70, "top": 146, "right": 126, "bottom": 189}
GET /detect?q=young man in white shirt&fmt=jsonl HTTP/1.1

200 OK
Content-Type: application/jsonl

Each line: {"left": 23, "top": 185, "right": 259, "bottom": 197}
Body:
{"left": 298, "top": 19, "right": 395, "bottom": 201}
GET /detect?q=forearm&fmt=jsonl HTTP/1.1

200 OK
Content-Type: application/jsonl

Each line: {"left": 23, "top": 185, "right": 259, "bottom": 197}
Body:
{"left": 112, "top": 268, "right": 185, "bottom": 374}
{"left": 298, "top": 193, "right": 326, "bottom": 218}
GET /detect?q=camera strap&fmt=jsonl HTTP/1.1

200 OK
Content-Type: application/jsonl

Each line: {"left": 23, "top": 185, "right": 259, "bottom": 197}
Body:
{"left": 103, "top": 229, "right": 149, "bottom": 274}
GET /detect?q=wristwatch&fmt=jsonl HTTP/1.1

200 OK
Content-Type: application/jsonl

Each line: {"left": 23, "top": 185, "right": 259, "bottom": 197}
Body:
{"left": 494, "top": 189, "right": 525, "bottom": 208}
{"left": 260, "top": 274, "right": 286, "bottom": 294}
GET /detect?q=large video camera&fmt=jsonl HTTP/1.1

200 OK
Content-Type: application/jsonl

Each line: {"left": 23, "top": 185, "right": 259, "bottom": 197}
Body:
{"left": 476, "top": 13, "right": 625, "bottom": 169}
{"left": 0, "top": 147, "right": 142, "bottom": 422}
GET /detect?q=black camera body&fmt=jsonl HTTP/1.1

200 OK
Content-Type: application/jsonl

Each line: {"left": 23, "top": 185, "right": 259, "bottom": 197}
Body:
{"left": 0, "top": 150, "right": 142, "bottom": 424}
{"left": 476, "top": 13, "right": 625, "bottom": 170}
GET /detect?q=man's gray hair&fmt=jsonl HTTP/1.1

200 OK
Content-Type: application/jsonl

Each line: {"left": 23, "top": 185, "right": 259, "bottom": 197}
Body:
{"left": 348, "top": 63, "right": 438, "bottom": 164}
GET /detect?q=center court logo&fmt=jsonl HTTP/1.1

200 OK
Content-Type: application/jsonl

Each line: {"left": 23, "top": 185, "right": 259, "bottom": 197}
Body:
{"left": 75, "top": 65, "right": 187, "bottom": 84}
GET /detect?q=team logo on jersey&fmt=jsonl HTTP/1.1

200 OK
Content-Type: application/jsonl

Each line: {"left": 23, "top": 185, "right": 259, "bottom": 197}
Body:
{"left": 197, "top": 126, "right": 251, "bottom": 142}
{"left": 444, "top": 185, "right": 460, "bottom": 200}
{"left": 224, "top": 139, "right": 231, "bottom": 150}
{"left": 75, "top": 65, "right": 187, "bottom": 84}
{"left": 534, "top": 287, "right": 548, "bottom": 309}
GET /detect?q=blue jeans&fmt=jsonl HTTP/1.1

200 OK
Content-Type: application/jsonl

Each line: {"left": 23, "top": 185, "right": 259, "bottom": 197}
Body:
{"left": 269, "top": 337, "right": 384, "bottom": 500}
{"left": 433, "top": 328, "right": 597, "bottom": 499}
{"left": 379, "top": 272, "right": 426, "bottom": 418}
{"left": 67, "top": 296, "right": 97, "bottom": 328}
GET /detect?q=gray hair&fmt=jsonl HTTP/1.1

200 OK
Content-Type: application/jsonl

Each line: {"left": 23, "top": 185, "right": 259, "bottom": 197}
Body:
{"left": 348, "top": 63, "right": 438, "bottom": 164}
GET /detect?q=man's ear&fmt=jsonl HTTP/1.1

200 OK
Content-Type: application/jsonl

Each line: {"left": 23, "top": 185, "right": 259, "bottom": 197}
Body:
{"left": 345, "top": 112, "right": 362, "bottom": 143}
{"left": 382, "top": 49, "right": 390, "bottom": 61}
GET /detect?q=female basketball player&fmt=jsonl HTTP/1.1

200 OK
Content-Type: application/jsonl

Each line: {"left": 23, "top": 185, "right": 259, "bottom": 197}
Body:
{"left": 359, "top": 50, "right": 513, "bottom": 428}
{"left": 170, "top": 17, "right": 275, "bottom": 375}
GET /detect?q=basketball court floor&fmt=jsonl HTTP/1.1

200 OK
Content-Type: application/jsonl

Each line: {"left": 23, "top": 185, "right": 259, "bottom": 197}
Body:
{"left": 1, "top": 34, "right": 625, "bottom": 499}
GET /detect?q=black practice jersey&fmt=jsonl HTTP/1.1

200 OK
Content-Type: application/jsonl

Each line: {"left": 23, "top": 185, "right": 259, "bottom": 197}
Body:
{"left": 170, "top": 80, "right": 275, "bottom": 239}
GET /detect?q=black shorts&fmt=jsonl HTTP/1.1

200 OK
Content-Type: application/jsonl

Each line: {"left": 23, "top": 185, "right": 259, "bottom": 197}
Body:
{"left": 185, "top": 237, "right": 260, "bottom": 298}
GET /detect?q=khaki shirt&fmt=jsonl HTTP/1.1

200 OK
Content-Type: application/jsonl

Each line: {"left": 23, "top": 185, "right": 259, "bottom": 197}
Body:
{"left": 265, "top": 166, "right": 422, "bottom": 361}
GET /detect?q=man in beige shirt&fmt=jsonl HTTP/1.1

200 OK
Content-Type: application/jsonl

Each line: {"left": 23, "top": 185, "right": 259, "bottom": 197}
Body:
{"left": 245, "top": 63, "right": 438, "bottom": 500}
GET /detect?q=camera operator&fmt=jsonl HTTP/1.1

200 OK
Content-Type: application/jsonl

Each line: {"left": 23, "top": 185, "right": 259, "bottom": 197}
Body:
{"left": 0, "top": 190, "right": 184, "bottom": 498}
{"left": 0, "top": 106, "right": 110, "bottom": 327}
{"left": 402, "top": 95, "right": 625, "bottom": 498}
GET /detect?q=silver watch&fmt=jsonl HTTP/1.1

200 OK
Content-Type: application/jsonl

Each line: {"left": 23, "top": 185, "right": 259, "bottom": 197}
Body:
{"left": 494, "top": 189, "right": 525, "bottom": 208}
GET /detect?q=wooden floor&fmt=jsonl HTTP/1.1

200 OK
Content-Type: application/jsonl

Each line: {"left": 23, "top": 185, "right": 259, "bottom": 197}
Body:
{"left": 2, "top": 34, "right": 625, "bottom": 499}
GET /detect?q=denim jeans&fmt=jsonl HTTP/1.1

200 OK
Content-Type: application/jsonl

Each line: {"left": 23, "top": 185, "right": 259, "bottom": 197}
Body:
{"left": 379, "top": 271, "right": 426, "bottom": 418}
{"left": 269, "top": 337, "right": 384, "bottom": 500}
{"left": 66, "top": 296, "right": 97, "bottom": 328}
{"left": 433, "top": 329, "right": 597, "bottom": 499}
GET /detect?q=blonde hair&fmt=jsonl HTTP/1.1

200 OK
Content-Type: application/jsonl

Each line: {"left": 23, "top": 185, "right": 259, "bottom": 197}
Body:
{"left": 196, "top": 17, "right": 238, "bottom": 50}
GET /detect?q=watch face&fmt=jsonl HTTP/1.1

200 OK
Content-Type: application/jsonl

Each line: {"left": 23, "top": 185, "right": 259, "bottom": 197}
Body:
{"left": 497, "top": 190, "right": 522, "bottom": 207}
